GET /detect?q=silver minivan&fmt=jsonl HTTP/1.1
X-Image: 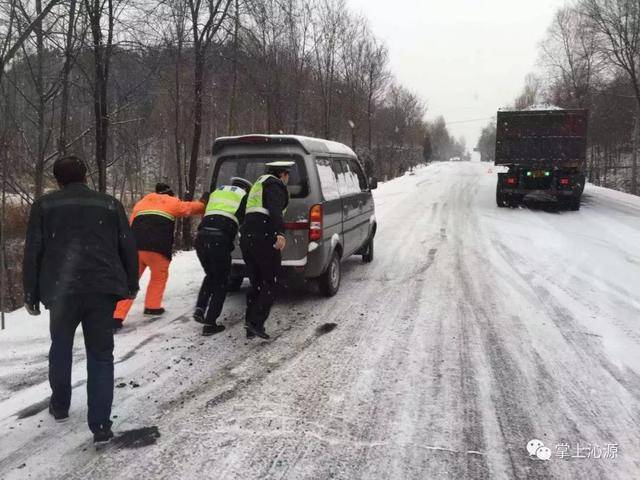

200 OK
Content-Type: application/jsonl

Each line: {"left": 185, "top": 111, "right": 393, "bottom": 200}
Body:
{"left": 208, "top": 134, "right": 378, "bottom": 296}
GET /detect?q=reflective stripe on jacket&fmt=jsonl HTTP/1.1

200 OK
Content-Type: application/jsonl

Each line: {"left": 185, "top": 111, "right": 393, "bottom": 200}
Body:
{"left": 246, "top": 175, "right": 281, "bottom": 216}
{"left": 204, "top": 185, "right": 247, "bottom": 225}
{"left": 130, "top": 192, "right": 205, "bottom": 259}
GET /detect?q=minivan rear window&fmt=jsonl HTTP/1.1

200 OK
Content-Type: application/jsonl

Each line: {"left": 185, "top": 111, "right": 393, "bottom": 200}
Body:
{"left": 212, "top": 154, "right": 308, "bottom": 198}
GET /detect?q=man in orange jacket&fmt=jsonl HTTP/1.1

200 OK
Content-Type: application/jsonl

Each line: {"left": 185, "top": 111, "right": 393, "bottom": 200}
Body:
{"left": 113, "top": 183, "right": 205, "bottom": 331}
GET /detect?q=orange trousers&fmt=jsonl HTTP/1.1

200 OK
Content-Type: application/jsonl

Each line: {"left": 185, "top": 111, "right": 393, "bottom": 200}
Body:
{"left": 113, "top": 251, "right": 170, "bottom": 321}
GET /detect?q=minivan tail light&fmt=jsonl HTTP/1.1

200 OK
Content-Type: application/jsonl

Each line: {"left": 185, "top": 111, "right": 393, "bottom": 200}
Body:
{"left": 309, "top": 204, "right": 323, "bottom": 241}
{"left": 506, "top": 177, "right": 517, "bottom": 186}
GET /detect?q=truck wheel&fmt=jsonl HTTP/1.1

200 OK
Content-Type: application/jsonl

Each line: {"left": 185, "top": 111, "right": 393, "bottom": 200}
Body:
{"left": 362, "top": 237, "right": 374, "bottom": 263}
{"left": 496, "top": 189, "right": 506, "bottom": 208}
{"left": 319, "top": 251, "right": 341, "bottom": 297}
{"left": 227, "top": 276, "right": 244, "bottom": 292}
{"left": 569, "top": 197, "right": 581, "bottom": 211}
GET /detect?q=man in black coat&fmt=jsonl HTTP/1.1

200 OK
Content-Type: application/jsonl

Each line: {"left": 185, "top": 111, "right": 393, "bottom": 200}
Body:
{"left": 22, "top": 156, "right": 139, "bottom": 444}
{"left": 194, "top": 177, "right": 251, "bottom": 336}
{"left": 240, "top": 161, "right": 292, "bottom": 340}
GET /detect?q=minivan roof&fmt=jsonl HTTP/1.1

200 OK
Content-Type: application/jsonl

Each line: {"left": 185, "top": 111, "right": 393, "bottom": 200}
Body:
{"left": 212, "top": 134, "right": 357, "bottom": 158}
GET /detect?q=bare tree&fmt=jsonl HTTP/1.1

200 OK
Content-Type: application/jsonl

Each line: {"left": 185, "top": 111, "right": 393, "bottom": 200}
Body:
{"left": 84, "top": 0, "right": 115, "bottom": 193}
{"left": 312, "top": 0, "right": 345, "bottom": 139}
{"left": 182, "top": 0, "right": 233, "bottom": 248}
{"left": 580, "top": 0, "right": 640, "bottom": 193}
{"left": 363, "top": 37, "right": 389, "bottom": 156}
{"left": 58, "top": 0, "right": 80, "bottom": 156}
{"left": 540, "top": 6, "right": 602, "bottom": 106}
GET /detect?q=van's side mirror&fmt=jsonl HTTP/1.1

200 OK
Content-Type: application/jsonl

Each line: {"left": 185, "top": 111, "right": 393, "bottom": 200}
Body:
{"left": 368, "top": 177, "right": 378, "bottom": 190}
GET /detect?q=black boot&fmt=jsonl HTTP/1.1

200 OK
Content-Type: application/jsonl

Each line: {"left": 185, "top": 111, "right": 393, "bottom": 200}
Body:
{"left": 202, "top": 324, "right": 226, "bottom": 336}
{"left": 92, "top": 423, "right": 114, "bottom": 445}
{"left": 144, "top": 308, "right": 165, "bottom": 316}
{"left": 48, "top": 403, "right": 69, "bottom": 422}
{"left": 112, "top": 318, "right": 123, "bottom": 333}
{"left": 245, "top": 322, "right": 270, "bottom": 340}
{"left": 193, "top": 308, "right": 206, "bottom": 324}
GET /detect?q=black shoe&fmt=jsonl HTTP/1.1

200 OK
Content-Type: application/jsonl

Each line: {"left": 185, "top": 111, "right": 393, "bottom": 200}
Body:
{"left": 245, "top": 327, "right": 255, "bottom": 339}
{"left": 144, "top": 308, "right": 165, "bottom": 316}
{"left": 193, "top": 308, "right": 206, "bottom": 324}
{"left": 202, "top": 324, "right": 226, "bottom": 336}
{"left": 93, "top": 425, "right": 114, "bottom": 445}
{"left": 246, "top": 323, "right": 270, "bottom": 340}
{"left": 48, "top": 403, "right": 69, "bottom": 422}
{"left": 112, "top": 318, "right": 123, "bottom": 333}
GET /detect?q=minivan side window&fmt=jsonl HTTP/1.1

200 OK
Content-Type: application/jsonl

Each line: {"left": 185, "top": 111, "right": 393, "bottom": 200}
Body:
{"left": 338, "top": 159, "right": 361, "bottom": 195}
{"left": 315, "top": 157, "right": 340, "bottom": 201}
{"left": 348, "top": 158, "right": 368, "bottom": 191}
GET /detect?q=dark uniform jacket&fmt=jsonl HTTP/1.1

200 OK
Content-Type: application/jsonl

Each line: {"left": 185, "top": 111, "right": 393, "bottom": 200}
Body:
{"left": 241, "top": 176, "right": 289, "bottom": 238}
{"left": 197, "top": 194, "right": 248, "bottom": 243}
{"left": 23, "top": 183, "right": 139, "bottom": 308}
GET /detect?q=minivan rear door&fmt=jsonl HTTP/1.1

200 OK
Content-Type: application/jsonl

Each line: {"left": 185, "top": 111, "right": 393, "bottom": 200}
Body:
{"left": 209, "top": 150, "right": 310, "bottom": 265}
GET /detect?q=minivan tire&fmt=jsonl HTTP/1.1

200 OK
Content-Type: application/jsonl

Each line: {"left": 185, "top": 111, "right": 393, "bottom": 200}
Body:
{"left": 319, "top": 251, "right": 341, "bottom": 297}
{"left": 362, "top": 237, "right": 374, "bottom": 263}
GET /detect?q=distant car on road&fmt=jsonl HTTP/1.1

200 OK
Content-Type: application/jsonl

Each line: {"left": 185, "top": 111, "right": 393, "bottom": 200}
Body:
{"left": 209, "top": 135, "right": 378, "bottom": 296}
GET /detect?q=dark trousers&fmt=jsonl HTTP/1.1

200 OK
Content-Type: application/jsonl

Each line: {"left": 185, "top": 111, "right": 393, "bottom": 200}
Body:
{"left": 195, "top": 232, "right": 233, "bottom": 325}
{"left": 48, "top": 294, "right": 117, "bottom": 432}
{"left": 240, "top": 233, "right": 281, "bottom": 329}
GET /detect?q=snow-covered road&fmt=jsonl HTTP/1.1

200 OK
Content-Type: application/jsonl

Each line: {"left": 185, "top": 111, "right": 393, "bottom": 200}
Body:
{"left": 1, "top": 162, "right": 639, "bottom": 479}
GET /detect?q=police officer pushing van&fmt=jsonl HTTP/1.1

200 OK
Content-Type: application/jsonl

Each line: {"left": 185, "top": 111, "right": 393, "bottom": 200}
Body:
{"left": 194, "top": 177, "right": 252, "bottom": 336}
{"left": 241, "top": 161, "right": 293, "bottom": 339}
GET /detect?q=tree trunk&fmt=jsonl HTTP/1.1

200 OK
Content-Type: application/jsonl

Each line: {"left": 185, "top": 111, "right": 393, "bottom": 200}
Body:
{"left": 58, "top": 0, "right": 77, "bottom": 156}
{"left": 0, "top": 145, "right": 6, "bottom": 327}
{"left": 227, "top": 0, "right": 239, "bottom": 136}
{"left": 183, "top": 48, "right": 205, "bottom": 249}
{"left": 88, "top": 0, "right": 113, "bottom": 193}
{"left": 34, "top": 0, "right": 45, "bottom": 198}
{"left": 632, "top": 113, "right": 639, "bottom": 195}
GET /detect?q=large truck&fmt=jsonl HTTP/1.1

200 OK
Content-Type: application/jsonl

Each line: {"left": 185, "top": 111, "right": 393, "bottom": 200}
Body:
{"left": 494, "top": 108, "right": 588, "bottom": 210}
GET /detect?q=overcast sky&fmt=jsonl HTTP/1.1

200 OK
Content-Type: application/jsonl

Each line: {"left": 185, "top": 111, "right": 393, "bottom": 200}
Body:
{"left": 346, "top": 0, "right": 568, "bottom": 152}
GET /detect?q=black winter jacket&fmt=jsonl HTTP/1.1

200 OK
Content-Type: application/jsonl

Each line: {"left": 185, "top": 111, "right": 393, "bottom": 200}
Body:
{"left": 241, "top": 176, "right": 289, "bottom": 238}
{"left": 23, "top": 183, "right": 139, "bottom": 307}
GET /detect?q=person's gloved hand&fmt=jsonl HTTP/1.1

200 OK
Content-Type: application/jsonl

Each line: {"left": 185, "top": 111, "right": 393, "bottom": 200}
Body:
{"left": 25, "top": 302, "right": 41, "bottom": 316}
{"left": 274, "top": 234, "right": 286, "bottom": 251}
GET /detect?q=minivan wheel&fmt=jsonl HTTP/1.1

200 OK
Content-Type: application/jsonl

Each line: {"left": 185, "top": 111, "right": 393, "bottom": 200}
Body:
{"left": 362, "top": 237, "right": 374, "bottom": 263}
{"left": 319, "top": 251, "right": 341, "bottom": 297}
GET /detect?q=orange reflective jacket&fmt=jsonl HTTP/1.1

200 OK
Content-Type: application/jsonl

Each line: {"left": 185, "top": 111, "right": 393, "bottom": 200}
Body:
{"left": 130, "top": 193, "right": 205, "bottom": 259}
